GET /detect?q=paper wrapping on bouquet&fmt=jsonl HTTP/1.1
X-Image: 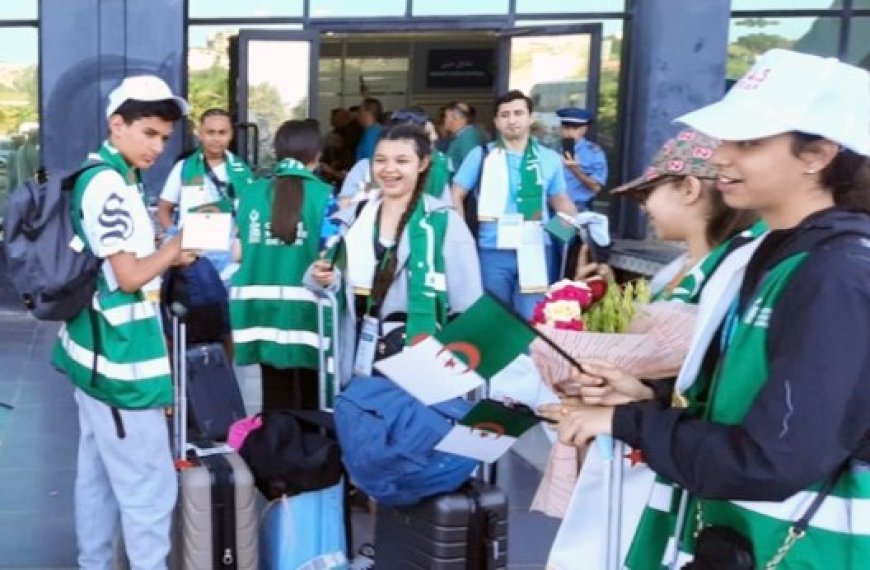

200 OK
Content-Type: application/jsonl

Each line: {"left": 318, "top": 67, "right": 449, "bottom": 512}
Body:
{"left": 530, "top": 300, "right": 697, "bottom": 519}
{"left": 532, "top": 300, "right": 698, "bottom": 384}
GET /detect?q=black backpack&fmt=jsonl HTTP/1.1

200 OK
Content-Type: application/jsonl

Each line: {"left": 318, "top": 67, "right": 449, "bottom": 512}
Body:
{"left": 3, "top": 163, "right": 106, "bottom": 320}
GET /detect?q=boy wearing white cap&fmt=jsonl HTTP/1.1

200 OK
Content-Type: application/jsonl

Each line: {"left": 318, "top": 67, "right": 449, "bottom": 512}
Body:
{"left": 51, "top": 75, "right": 194, "bottom": 570}
{"left": 540, "top": 49, "right": 870, "bottom": 568}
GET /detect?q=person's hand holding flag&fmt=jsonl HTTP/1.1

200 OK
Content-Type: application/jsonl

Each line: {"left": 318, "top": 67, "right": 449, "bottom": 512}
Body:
{"left": 537, "top": 401, "right": 615, "bottom": 448}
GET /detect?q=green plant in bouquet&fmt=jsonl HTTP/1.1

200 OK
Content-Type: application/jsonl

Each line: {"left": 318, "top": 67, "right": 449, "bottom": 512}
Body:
{"left": 583, "top": 277, "right": 651, "bottom": 333}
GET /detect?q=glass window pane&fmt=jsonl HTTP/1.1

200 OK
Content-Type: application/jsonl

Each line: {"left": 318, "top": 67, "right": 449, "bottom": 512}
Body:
{"left": 731, "top": 0, "right": 840, "bottom": 9}
{"left": 246, "top": 40, "right": 312, "bottom": 168}
{"left": 311, "top": 0, "right": 406, "bottom": 18}
{"left": 188, "top": 0, "right": 302, "bottom": 19}
{"left": 728, "top": 17, "right": 839, "bottom": 79}
{"left": 0, "top": 27, "right": 38, "bottom": 231}
{"left": 847, "top": 17, "right": 870, "bottom": 72}
{"left": 188, "top": 25, "right": 302, "bottom": 119}
{"left": 413, "top": 0, "right": 508, "bottom": 16}
{"left": 0, "top": 1, "right": 37, "bottom": 19}
{"left": 516, "top": 0, "right": 625, "bottom": 14}
{"left": 510, "top": 33, "right": 592, "bottom": 150}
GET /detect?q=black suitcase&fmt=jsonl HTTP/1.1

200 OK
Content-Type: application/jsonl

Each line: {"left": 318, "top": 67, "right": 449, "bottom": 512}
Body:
{"left": 185, "top": 341, "right": 247, "bottom": 442}
{"left": 375, "top": 479, "right": 508, "bottom": 569}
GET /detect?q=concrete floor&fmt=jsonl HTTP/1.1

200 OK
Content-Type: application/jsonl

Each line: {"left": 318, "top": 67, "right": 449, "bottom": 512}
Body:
{"left": 0, "top": 264, "right": 560, "bottom": 569}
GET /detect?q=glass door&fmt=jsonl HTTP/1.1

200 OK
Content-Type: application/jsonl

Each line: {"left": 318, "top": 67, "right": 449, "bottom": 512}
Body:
{"left": 498, "top": 24, "right": 602, "bottom": 150}
{"left": 235, "top": 30, "right": 320, "bottom": 172}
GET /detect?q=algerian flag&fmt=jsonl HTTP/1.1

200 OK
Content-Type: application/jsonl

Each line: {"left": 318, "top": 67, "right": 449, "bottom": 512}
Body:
{"left": 545, "top": 214, "right": 577, "bottom": 243}
{"left": 435, "top": 399, "right": 542, "bottom": 463}
{"left": 374, "top": 294, "right": 538, "bottom": 405}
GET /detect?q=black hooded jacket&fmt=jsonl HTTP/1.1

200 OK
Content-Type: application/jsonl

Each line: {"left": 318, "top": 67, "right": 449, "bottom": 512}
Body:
{"left": 613, "top": 208, "right": 870, "bottom": 501}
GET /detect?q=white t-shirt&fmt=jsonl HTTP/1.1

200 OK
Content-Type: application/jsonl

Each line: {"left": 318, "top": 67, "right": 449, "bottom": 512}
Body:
{"left": 159, "top": 159, "right": 230, "bottom": 226}
{"left": 81, "top": 169, "right": 159, "bottom": 294}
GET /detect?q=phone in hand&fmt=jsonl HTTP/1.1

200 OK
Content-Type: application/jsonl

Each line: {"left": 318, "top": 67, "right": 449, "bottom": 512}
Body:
{"left": 560, "top": 137, "right": 575, "bottom": 158}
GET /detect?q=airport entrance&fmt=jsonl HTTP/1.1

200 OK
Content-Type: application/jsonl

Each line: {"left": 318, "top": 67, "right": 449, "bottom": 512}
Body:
{"left": 230, "top": 23, "right": 602, "bottom": 171}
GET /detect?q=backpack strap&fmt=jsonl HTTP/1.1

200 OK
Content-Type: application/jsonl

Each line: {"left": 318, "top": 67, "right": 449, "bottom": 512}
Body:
{"left": 68, "top": 161, "right": 114, "bottom": 255}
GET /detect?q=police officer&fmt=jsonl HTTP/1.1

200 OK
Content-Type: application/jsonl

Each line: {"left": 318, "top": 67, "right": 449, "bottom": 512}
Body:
{"left": 556, "top": 107, "right": 608, "bottom": 211}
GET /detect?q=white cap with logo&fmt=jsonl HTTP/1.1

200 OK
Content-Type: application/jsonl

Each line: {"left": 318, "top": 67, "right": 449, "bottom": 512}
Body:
{"left": 105, "top": 75, "right": 190, "bottom": 119}
{"left": 677, "top": 49, "right": 870, "bottom": 156}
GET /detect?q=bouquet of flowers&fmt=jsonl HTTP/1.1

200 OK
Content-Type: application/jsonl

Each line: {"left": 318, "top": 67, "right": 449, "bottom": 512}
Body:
{"left": 529, "top": 277, "right": 698, "bottom": 518}
{"left": 531, "top": 276, "right": 650, "bottom": 334}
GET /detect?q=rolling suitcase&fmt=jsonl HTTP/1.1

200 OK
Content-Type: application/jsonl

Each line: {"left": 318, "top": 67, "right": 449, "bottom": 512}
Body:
{"left": 170, "top": 302, "right": 259, "bottom": 570}
{"left": 185, "top": 341, "right": 247, "bottom": 442}
{"left": 374, "top": 477, "right": 508, "bottom": 569}
{"left": 374, "top": 374, "right": 509, "bottom": 569}
{"left": 257, "top": 288, "right": 349, "bottom": 570}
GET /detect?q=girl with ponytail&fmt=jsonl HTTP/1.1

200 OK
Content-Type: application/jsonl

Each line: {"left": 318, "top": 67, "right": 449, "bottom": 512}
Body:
{"left": 231, "top": 119, "right": 338, "bottom": 411}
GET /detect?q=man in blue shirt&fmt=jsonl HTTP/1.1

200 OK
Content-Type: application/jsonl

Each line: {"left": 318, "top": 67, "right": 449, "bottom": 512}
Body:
{"left": 452, "top": 90, "right": 577, "bottom": 319}
{"left": 556, "top": 107, "right": 608, "bottom": 211}
{"left": 355, "top": 97, "right": 383, "bottom": 162}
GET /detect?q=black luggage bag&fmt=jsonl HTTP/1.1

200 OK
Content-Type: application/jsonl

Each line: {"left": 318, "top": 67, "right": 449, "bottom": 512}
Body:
{"left": 374, "top": 478, "right": 508, "bottom": 569}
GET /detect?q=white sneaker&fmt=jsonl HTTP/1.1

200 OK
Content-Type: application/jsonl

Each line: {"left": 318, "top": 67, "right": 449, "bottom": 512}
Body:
{"left": 348, "top": 543, "right": 375, "bottom": 570}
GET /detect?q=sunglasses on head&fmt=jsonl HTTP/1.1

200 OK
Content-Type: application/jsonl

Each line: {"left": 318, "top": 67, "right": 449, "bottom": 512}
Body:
{"left": 391, "top": 109, "right": 429, "bottom": 127}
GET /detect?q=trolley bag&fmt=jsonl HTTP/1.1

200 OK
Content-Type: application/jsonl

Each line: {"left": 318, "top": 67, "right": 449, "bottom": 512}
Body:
{"left": 185, "top": 341, "right": 246, "bottom": 442}
{"left": 373, "top": 378, "right": 509, "bottom": 569}
{"left": 170, "top": 303, "right": 258, "bottom": 570}
{"left": 374, "top": 477, "right": 508, "bottom": 569}
{"left": 257, "top": 288, "right": 350, "bottom": 570}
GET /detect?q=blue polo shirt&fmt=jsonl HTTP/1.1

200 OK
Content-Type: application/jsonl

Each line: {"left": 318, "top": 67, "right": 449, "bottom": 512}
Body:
{"left": 454, "top": 142, "right": 567, "bottom": 249}
{"left": 566, "top": 137, "right": 608, "bottom": 206}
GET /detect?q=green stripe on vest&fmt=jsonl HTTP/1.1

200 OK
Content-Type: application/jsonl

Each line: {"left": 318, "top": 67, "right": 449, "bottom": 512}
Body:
{"left": 627, "top": 248, "right": 870, "bottom": 568}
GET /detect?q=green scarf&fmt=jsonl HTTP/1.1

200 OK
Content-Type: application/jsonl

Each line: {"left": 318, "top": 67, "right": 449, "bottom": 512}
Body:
{"left": 181, "top": 149, "right": 253, "bottom": 209}
{"left": 510, "top": 138, "right": 544, "bottom": 221}
{"left": 404, "top": 198, "right": 449, "bottom": 343}
{"left": 272, "top": 157, "right": 319, "bottom": 183}
{"left": 96, "top": 141, "right": 140, "bottom": 186}
{"left": 339, "top": 197, "right": 449, "bottom": 345}
{"left": 424, "top": 150, "right": 451, "bottom": 199}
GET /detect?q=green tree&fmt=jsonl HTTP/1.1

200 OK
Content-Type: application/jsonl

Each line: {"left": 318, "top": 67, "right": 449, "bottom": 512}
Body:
{"left": 188, "top": 63, "right": 229, "bottom": 119}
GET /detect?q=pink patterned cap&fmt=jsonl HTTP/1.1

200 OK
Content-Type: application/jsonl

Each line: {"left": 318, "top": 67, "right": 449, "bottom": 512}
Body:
{"left": 612, "top": 129, "right": 719, "bottom": 195}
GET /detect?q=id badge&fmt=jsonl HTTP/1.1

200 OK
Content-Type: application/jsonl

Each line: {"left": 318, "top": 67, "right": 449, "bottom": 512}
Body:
{"left": 353, "top": 315, "right": 379, "bottom": 377}
{"left": 496, "top": 214, "right": 523, "bottom": 250}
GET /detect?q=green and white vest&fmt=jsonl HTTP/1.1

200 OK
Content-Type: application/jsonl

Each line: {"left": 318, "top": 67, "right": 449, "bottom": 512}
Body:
{"left": 627, "top": 251, "right": 870, "bottom": 569}
{"left": 230, "top": 162, "right": 332, "bottom": 373}
{"left": 51, "top": 145, "right": 172, "bottom": 410}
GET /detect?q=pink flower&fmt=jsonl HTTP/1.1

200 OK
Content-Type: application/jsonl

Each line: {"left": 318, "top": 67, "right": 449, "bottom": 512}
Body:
{"left": 531, "top": 300, "right": 549, "bottom": 326}
{"left": 644, "top": 166, "right": 659, "bottom": 180}
{"left": 554, "top": 319, "right": 585, "bottom": 331}
{"left": 667, "top": 159, "right": 684, "bottom": 172}
{"left": 692, "top": 146, "right": 713, "bottom": 159}
{"left": 677, "top": 131, "right": 695, "bottom": 141}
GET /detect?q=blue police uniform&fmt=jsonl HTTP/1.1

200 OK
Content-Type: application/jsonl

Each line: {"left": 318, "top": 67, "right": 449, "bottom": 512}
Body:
{"left": 556, "top": 107, "right": 608, "bottom": 210}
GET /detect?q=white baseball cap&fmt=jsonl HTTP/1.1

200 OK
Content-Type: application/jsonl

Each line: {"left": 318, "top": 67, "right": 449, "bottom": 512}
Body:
{"left": 676, "top": 49, "right": 870, "bottom": 156}
{"left": 105, "top": 75, "right": 190, "bottom": 119}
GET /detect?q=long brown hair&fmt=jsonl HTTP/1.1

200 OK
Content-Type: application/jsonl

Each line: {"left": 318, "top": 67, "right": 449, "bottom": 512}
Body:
{"left": 270, "top": 120, "right": 322, "bottom": 243}
{"left": 702, "top": 179, "right": 758, "bottom": 246}
{"left": 368, "top": 123, "right": 432, "bottom": 309}
{"left": 791, "top": 132, "right": 870, "bottom": 213}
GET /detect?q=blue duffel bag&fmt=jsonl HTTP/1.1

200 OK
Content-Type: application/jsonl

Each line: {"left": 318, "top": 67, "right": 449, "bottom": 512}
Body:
{"left": 333, "top": 374, "right": 477, "bottom": 506}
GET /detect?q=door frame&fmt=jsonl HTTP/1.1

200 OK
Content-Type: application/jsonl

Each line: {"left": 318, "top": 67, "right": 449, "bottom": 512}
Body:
{"left": 236, "top": 29, "right": 321, "bottom": 125}
{"left": 235, "top": 29, "right": 320, "bottom": 169}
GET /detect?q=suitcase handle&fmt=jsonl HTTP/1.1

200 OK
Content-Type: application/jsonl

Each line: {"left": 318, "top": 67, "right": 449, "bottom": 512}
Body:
{"left": 170, "top": 302, "right": 189, "bottom": 463}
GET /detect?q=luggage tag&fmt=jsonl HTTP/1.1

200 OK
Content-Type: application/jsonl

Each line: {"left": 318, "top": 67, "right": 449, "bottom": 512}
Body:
{"left": 353, "top": 314, "right": 379, "bottom": 377}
